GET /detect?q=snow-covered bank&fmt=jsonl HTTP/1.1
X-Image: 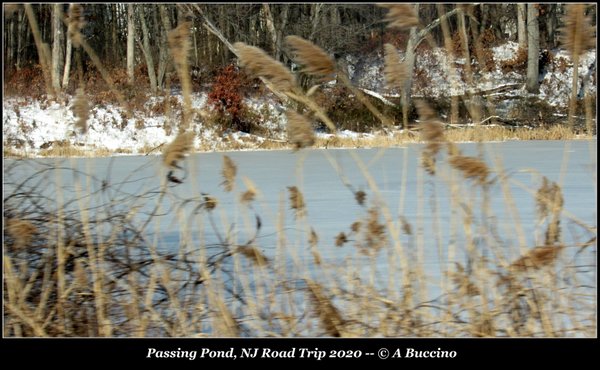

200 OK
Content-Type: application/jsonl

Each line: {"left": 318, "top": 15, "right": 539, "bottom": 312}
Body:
{"left": 3, "top": 42, "right": 596, "bottom": 158}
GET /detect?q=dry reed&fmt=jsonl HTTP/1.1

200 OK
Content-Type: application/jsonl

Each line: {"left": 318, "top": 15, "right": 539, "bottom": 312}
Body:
{"left": 240, "top": 177, "right": 258, "bottom": 205}
{"left": 5, "top": 218, "right": 37, "bottom": 250}
{"left": 309, "top": 228, "right": 322, "bottom": 265}
{"left": 383, "top": 43, "right": 407, "bottom": 89}
{"left": 536, "top": 177, "right": 564, "bottom": 219}
{"left": 162, "top": 131, "right": 195, "bottom": 169}
{"left": 202, "top": 194, "right": 218, "bottom": 211}
{"left": 67, "top": 4, "right": 85, "bottom": 48}
{"left": 448, "top": 155, "right": 490, "bottom": 185}
{"left": 168, "top": 21, "right": 193, "bottom": 130}
{"left": 536, "top": 177, "right": 564, "bottom": 245}
{"left": 168, "top": 21, "right": 192, "bottom": 69}
{"left": 306, "top": 280, "right": 345, "bottom": 337}
{"left": 335, "top": 232, "right": 348, "bottom": 247}
{"left": 72, "top": 88, "right": 90, "bottom": 134}
{"left": 354, "top": 190, "right": 367, "bottom": 206}
{"left": 509, "top": 245, "right": 564, "bottom": 272}
{"left": 234, "top": 42, "right": 297, "bottom": 92}
{"left": 287, "top": 186, "right": 306, "bottom": 217}
{"left": 417, "top": 100, "right": 446, "bottom": 175}
{"left": 286, "top": 110, "right": 315, "bottom": 150}
{"left": 237, "top": 245, "right": 269, "bottom": 267}
{"left": 378, "top": 4, "right": 420, "bottom": 29}
{"left": 221, "top": 155, "right": 237, "bottom": 192}
{"left": 285, "top": 35, "right": 335, "bottom": 82}
{"left": 559, "top": 4, "right": 596, "bottom": 57}
{"left": 362, "top": 207, "right": 386, "bottom": 255}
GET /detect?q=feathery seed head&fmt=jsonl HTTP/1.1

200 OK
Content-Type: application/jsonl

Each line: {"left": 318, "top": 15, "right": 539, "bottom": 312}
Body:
{"left": 286, "top": 110, "right": 315, "bottom": 150}
{"left": 378, "top": 4, "right": 420, "bottom": 30}
{"left": 162, "top": 131, "right": 195, "bottom": 169}
{"left": 234, "top": 42, "right": 297, "bottom": 92}
{"left": 384, "top": 43, "right": 408, "bottom": 89}
{"left": 285, "top": 35, "right": 336, "bottom": 82}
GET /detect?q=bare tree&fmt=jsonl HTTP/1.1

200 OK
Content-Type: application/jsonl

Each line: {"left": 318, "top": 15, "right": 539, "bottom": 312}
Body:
{"left": 517, "top": 4, "right": 527, "bottom": 48}
{"left": 157, "top": 4, "right": 172, "bottom": 88}
{"left": 62, "top": 26, "right": 72, "bottom": 89}
{"left": 127, "top": 4, "right": 135, "bottom": 84}
{"left": 526, "top": 4, "right": 539, "bottom": 93}
{"left": 138, "top": 5, "right": 157, "bottom": 92}
{"left": 51, "top": 4, "right": 62, "bottom": 91}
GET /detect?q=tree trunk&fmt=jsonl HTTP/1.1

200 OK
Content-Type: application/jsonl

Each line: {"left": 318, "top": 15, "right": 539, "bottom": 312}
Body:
{"left": 526, "top": 4, "right": 539, "bottom": 93}
{"left": 24, "top": 4, "right": 54, "bottom": 97}
{"left": 158, "top": 4, "right": 172, "bottom": 88}
{"left": 278, "top": 5, "right": 290, "bottom": 64}
{"left": 62, "top": 29, "right": 72, "bottom": 89}
{"left": 51, "top": 4, "right": 62, "bottom": 91}
{"left": 309, "top": 3, "right": 323, "bottom": 42}
{"left": 458, "top": 7, "right": 481, "bottom": 123}
{"left": 262, "top": 4, "right": 279, "bottom": 59}
{"left": 138, "top": 6, "right": 157, "bottom": 92}
{"left": 545, "top": 5, "right": 557, "bottom": 49}
{"left": 16, "top": 9, "right": 25, "bottom": 70}
{"left": 127, "top": 4, "right": 135, "bottom": 84}
{"left": 401, "top": 4, "right": 420, "bottom": 129}
{"left": 436, "top": 4, "right": 458, "bottom": 124}
{"left": 517, "top": 4, "right": 527, "bottom": 48}
{"left": 6, "top": 13, "right": 14, "bottom": 70}
{"left": 111, "top": 4, "right": 118, "bottom": 64}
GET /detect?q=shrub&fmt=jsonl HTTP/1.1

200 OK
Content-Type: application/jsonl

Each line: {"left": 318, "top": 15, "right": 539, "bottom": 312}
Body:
{"left": 313, "top": 85, "right": 392, "bottom": 132}
{"left": 207, "top": 64, "right": 263, "bottom": 134}
{"left": 501, "top": 47, "right": 528, "bottom": 73}
{"left": 4, "top": 65, "right": 46, "bottom": 99}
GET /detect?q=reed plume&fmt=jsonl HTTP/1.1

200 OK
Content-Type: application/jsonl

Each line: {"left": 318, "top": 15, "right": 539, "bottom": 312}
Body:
{"left": 509, "top": 245, "right": 564, "bottom": 272}
{"left": 449, "top": 263, "right": 480, "bottom": 296}
{"left": 168, "top": 21, "right": 192, "bottom": 69}
{"left": 234, "top": 42, "right": 297, "bottom": 92}
{"left": 536, "top": 177, "right": 564, "bottom": 245}
{"left": 448, "top": 155, "right": 490, "bottom": 185}
{"left": 287, "top": 186, "right": 306, "bottom": 217}
{"left": 559, "top": 4, "right": 595, "bottom": 131}
{"left": 309, "top": 228, "right": 322, "bottom": 265}
{"left": 237, "top": 245, "right": 269, "bottom": 267}
{"left": 354, "top": 190, "right": 366, "bottom": 206}
{"left": 74, "top": 259, "right": 88, "bottom": 288}
{"left": 362, "top": 207, "right": 386, "bottom": 255}
{"left": 417, "top": 100, "right": 446, "bottom": 155}
{"left": 536, "top": 177, "right": 564, "bottom": 219}
{"left": 559, "top": 4, "right": 595, "bottom": 57}
{"left": 5, "top": 218, "right": 37, "bottom": 250}
{"left": 384, "top": 43, "right": 408, "bottom": 89}
{"left": 240, "top": 177, "right": 258, "bottom": 205}
{"left": 378, "top": 4, "right": 420, "bottom": 29}
{"left": 67, "top": 4, "right": 85, "bottom": 48}
{"left": 285, "top": 35, "right": 336, "bottom": 82}
{"left": 286, "top": 110, "right": 315, "bottom": 150}
{"left": 399, "top": 216, "right": 412, "bottom": 235}
{"left": 162, "top": 131, "right": 194, "bottom": 169}
{"left": 335, "top": 232, "right": 348, "bottom": 247}
{"left": 306, "top": 280, "right": 345, "bottom": 337}
{"left": 417, "top": 100, "right": 446, "bottom": 175}
{"left": 4, "top": 4, "right": 20, "bottom": 18}
{"left": 72, "top": 88, "right": 90, "bottom": 134}
{"left": 221, "top": 155, "right": 237, "bottom": 192}
{"left": 202, "top": 194, "right": 218, "bottom": 211}
{"left": 168, "top": 20, "right": 193, "bottom": 130}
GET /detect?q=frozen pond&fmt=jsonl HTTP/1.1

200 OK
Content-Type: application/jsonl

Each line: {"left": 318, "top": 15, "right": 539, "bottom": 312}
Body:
{"left": 3, "top": 140, "right": 597, "bottom": 336}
